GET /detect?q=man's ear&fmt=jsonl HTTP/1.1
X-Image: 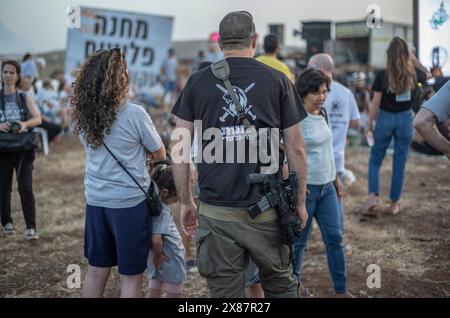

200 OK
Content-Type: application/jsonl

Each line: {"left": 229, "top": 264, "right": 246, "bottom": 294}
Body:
{"left": 218, "top": 39, "right": 224, "bottom": 51}
{"left": 251, "top": 34, "right": 258, "bottom": 49}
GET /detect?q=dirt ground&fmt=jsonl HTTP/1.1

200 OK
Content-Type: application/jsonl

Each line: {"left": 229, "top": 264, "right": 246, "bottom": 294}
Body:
{"left": 0, "top": 136, "right": 449, "bottom": 298}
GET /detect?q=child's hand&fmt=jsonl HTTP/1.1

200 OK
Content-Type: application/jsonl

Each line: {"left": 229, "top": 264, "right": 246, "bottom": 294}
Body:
{"left": 152, "top": 235, "right": 168, "bottom": 269}
{"left": 153, "top": 251, "right": 168, "bottom": 269}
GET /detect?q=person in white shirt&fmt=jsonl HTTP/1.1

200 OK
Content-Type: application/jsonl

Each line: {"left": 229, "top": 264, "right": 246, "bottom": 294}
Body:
{"left": 308, "top": 54, "right": 360, "bottom": 180}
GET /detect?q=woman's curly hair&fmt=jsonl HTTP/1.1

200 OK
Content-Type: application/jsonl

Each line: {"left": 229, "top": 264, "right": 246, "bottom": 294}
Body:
{"left": 71, "top": 49, "right": 129, "bottom": 149}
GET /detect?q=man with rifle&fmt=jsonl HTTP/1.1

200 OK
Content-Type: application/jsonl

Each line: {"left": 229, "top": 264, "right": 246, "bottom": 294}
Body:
{"left": 172, "top": 11, "right": 308, "bottom": 298}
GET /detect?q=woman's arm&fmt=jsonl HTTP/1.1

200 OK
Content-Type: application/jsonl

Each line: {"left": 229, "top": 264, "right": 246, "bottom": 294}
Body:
{"left": 368, "top": 92, "right": 382, "bottom": 132}
{"left": 19, "top": 94, "right": 41, "bottom": 132}
{"left": 334, "top": 174, "right": 344, "bottom": 200}
{"left": 148, "top": 146, "right": 166, "bottom": 162}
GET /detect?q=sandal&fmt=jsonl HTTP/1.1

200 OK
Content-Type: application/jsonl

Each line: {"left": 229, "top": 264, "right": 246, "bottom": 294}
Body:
{"left": 363, "top": 196, "right": 379, "bottom": 217}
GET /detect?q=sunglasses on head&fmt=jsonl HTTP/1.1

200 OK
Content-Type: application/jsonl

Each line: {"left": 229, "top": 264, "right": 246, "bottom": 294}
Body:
{"left": 95, "top": 47, "right": 123, "bottom": 55}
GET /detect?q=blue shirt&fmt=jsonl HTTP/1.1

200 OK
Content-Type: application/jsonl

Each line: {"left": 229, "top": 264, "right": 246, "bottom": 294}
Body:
{"left": 21, "top": 60, "right": 39, "bottom": 81}
{"left": 301, "top": 113, "right": 336, "bottom": 185}
{"left": 424, "top": 80, "right": 450, "bottom": 122}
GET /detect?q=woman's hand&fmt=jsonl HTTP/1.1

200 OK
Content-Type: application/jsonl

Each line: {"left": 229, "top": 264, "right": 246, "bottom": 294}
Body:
{"left": 334, "top": 176, "right": 344, "bottom": 200}
{"left": 0, "top": 122, "right": 11, "bottom": 132}
{"left": 366, "top": 120, "right": 374, "bottom": 134}
{"left": 18, "top": 121, "right": 27, "bottom": 133}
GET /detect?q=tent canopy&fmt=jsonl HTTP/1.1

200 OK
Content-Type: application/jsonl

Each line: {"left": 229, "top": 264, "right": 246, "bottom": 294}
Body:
{"left": 0, "top": 22, "right": 33, "bottom": 56}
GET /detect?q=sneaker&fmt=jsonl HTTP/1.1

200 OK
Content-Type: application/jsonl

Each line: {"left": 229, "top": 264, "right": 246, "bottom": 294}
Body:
{"left": 26, "top": 229, "right": 39, "bottom": 240}
{"left": 2, "top": 223, "right": 15, "bottom": 234}
{"left": 185, "top": 259, "right": 198, "bottom": 273}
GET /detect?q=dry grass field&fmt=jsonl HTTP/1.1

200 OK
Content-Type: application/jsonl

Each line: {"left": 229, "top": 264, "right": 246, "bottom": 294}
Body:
{"left": 0, "top": 136, "right": 449, "bottom": 298}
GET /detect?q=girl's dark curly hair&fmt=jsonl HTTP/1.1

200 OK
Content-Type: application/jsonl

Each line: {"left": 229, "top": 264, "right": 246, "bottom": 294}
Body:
{"left": 150, "top": 164, "right": 177, "bottom": 198}
{"left": 71, "top": 49, "right": 129, "bottom": 149}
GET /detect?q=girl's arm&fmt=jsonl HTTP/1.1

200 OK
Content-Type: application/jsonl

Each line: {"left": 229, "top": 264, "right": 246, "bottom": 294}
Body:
{"left": 152, "top": 235, "right": 167, "bottom": 269}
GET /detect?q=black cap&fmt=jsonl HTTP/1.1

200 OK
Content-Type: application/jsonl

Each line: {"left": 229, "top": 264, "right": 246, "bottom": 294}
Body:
{"left": 219, "top": 11, "right": 255, "bottom": 45}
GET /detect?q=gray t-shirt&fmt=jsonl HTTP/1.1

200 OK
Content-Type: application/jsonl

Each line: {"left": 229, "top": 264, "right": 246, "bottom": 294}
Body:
{"left": 0, "top": 93, "right": 25, "bottom": 123}
{"left": 81, "top": 102, "right": 162, "bottom": 209}
{"left": 423, "top": 80, "right": 450, "bottom": 122}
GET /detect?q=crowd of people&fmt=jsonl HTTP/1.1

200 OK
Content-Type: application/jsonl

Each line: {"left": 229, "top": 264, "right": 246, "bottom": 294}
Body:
{"left": 1, "top": 10, "right": 449, "bottom": 298}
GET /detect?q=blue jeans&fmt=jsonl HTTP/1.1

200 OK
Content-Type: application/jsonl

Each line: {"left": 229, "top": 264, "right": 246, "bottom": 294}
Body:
{"left": 368, "top": 109, "right": 414, "bottom": 201}
{"left": 293, "top": 183, "right": 347, "bottom": 294}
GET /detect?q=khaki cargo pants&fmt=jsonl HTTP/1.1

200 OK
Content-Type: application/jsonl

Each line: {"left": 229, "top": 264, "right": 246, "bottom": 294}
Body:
{"left": 196, "top": 202, "right": 298, "bottom": 298}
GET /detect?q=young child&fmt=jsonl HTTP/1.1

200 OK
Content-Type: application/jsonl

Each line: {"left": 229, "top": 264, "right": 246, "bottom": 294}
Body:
{"left": 146, "top": 164, "right": 187, "bottom": 298}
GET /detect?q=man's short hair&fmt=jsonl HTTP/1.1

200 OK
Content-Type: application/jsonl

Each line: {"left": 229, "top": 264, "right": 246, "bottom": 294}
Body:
{"left": 263, "top": 34, "right": 278, "bottom": 54}
{"left": 219, "top": 11, "right": 255, "bottom": 50}
{"left": 308, "top": 53, "right": 334, "bottom": 74}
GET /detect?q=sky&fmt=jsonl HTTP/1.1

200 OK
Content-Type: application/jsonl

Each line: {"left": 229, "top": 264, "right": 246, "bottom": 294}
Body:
{"left": 0, "top": 0, "right": 414, "bottom": 53}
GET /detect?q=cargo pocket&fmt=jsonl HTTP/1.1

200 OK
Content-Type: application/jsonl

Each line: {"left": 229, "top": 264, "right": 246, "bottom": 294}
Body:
{"left": 278, "top": 244, "right": 292, "bottom": 269}
{"left": 196, "top": 227, "right": 215, "bottom": 277}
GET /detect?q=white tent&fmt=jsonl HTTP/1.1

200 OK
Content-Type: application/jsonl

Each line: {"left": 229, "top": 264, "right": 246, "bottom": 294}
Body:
{"left": 0, "top": 22, "right": 33, "bottom": 56}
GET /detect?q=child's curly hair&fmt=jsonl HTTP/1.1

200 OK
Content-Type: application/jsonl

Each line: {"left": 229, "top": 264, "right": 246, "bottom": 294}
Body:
{"left": 151, "top": 164, "right": 177, "bottom": 198}
{"left": 71, "top": 49, "right": 129, "bottom": 149}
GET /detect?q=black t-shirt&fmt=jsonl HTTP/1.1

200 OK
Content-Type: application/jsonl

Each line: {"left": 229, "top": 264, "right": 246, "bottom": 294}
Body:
{"left": 372, "top": 67, "right": 427, "bottom": 112}
{"left": 433, "top": 76, "right": 450, "bottom": 93}
{"left": 172, "top": 57, "right": 307, "bottom": 207}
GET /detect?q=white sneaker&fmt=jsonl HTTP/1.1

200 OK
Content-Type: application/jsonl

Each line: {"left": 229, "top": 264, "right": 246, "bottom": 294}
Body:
{"left": 2, "top": 223, "right": 15, "bottom": 234}
{"left": 26, "top": 229, "right": 39, "bottom": 240}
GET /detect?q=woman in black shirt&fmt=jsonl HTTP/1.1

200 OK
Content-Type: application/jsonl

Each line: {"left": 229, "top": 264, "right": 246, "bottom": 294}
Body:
{"left": 365, "top": 37, "right": 427, "bottom": 216}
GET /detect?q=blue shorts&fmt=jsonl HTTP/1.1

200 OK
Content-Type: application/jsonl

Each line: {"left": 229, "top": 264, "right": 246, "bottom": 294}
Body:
{"left": 84, "top": 200, "right": 152, "bottom": 275}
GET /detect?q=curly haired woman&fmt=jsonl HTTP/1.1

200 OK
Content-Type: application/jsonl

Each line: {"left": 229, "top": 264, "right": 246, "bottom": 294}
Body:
{"left": 71, "top": 48, "right": 166, "bottom": 298}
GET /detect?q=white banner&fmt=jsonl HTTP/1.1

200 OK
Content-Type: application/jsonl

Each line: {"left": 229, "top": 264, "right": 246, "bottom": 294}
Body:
{"left": 418, "top": 0, "right": 450, "bottom": 75}
{"left": 65, "top": 6, "right": 173, "bottom": 92}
